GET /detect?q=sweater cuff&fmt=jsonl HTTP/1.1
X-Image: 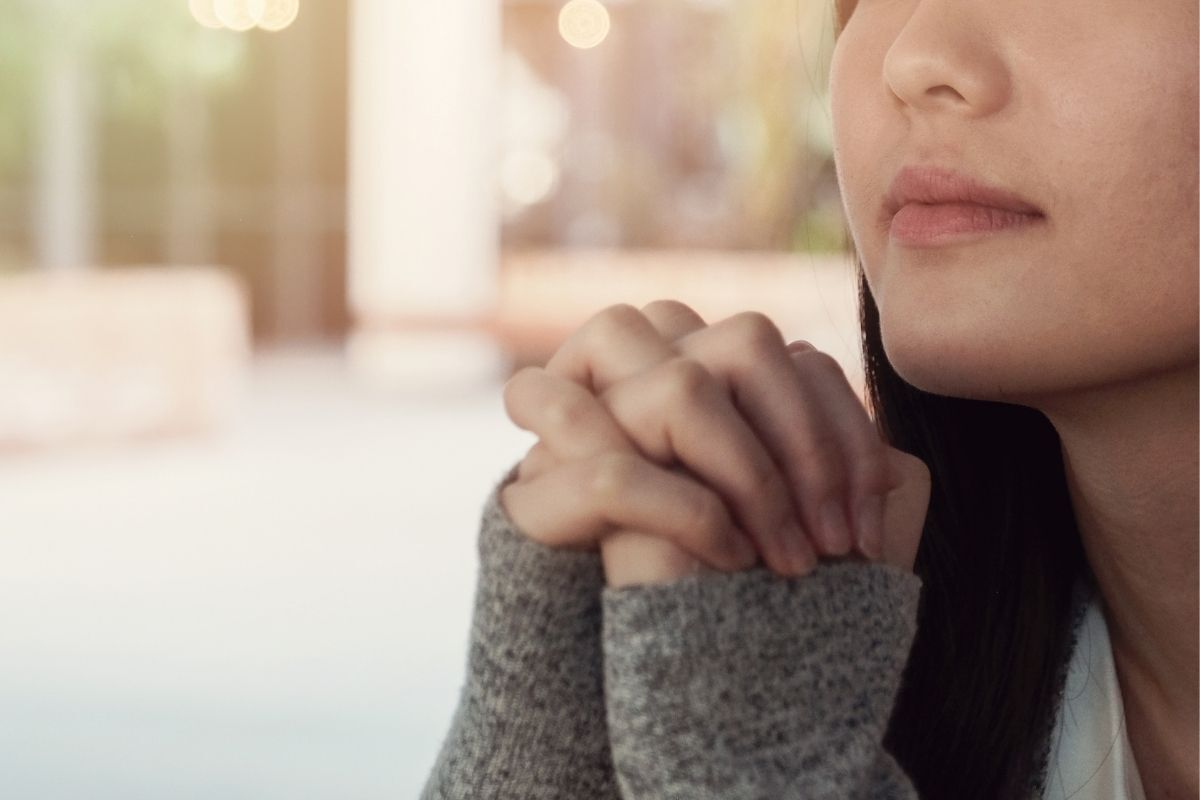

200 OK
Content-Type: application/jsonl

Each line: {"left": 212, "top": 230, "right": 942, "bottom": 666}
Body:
{"left": 472, "top": 461, "right": 608, "bottom": 690}
{"left": 600, "top": 561, "right": 922, "bottom": 798}
{"left": 420, "top": 463, "right": 618, "bottom": 799}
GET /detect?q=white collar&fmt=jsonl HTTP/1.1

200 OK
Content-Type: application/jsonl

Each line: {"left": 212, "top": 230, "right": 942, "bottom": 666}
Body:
{"left": 1041, "top": 591, "right": 1147, "bottom": 800}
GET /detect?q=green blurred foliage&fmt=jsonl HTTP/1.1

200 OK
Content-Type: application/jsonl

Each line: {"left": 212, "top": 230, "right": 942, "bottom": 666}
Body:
{"left": 703, "top": 0, "right": 843, "bottom": 252}
{"left": 0, "top": 0, "right": 247, "bottom": 179}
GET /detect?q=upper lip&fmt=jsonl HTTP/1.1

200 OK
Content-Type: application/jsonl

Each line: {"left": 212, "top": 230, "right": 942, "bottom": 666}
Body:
{"left": 882, "top": 165, "right": 1044, "bottom": 223}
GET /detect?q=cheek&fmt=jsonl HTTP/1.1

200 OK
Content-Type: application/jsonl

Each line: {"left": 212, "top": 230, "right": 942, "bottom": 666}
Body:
{"left": 829, "top": 45, "right": 889, "bottom": 255}
{"left": 1046, "top": 86, "right": 1198, "bottom": 353}
{"left": 1035, "top": 20, "right": 1198, "bottom": 273}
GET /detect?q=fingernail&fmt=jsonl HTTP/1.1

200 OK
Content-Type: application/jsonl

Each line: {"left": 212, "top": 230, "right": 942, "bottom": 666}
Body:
{"left": 781, "top": 518, "right": 816, "bottom": 575}
{"left": 856, "top": 493, "right": 885, "bottom": 560}
{"left": 818, "top": 498, "right": 852, "bottom": 555}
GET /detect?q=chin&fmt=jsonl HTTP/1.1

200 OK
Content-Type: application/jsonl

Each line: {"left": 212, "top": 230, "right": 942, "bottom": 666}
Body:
{"left": 879, "top": 320, "right": 1034, "bottom": 403}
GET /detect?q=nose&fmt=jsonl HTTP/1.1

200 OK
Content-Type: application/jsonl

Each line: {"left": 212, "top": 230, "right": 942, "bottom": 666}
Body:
{"left": 881, "top": 2, "right": 1012, "bottom": 119}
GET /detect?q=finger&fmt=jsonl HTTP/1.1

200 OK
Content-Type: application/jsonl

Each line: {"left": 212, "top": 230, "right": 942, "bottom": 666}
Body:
{"left": 500, "top": 452, "right": 758, "bottom": 570}
{"left": 638, "top": 300, "right": 814, "bottom": 575}
{"left": 504, "top": 365, "right": 763, "bottom": 572}
{"left": 508, "top": 360, "right": 795, "bottom": 572}
{"left": 516, "top": 440, "right": 556, "bottom": 483}
{"left": 504, "top": 365, "right": 638, "bottom": 463}
{"left": 676, "top": 309, "right": 892, "bottom": 561}
{"left": 878, "top": 446, "right": 931, "bottom": 571}
{"left": 672, "top": 312, "right": 857, "bottom": 558}
{"left": 788, "top": 347, "right": 897, "bottom": 560}
{"left": 599, "top": 356, "right": 816, "bottom": 577}
{"left": 544, "top": 303, "right": 677, "bottom": 393}
{"left": 639, "top": 299, "right": 709, "bottom": 341}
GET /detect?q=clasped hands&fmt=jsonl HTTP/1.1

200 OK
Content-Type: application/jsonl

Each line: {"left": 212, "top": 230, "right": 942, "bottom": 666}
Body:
{"left": 500, "top": 301, "right": 932, "bottom": 588}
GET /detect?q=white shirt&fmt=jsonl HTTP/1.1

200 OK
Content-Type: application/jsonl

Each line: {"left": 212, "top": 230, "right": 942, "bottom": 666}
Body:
{"left": 1042, "top": 591, "right": 1147, "bottom": 800}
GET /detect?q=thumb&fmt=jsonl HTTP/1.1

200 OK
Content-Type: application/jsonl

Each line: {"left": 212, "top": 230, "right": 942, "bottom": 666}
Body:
{"left": 879, "top": 446, "right": 932, "bottom": 572}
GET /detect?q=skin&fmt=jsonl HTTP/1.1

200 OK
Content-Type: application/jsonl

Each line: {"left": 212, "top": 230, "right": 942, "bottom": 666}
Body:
{"left": 828, "top": 0, "right": 1199, "bottom": 796}
{"left": 502, "top": 301, "right": 933, "bottom": 584}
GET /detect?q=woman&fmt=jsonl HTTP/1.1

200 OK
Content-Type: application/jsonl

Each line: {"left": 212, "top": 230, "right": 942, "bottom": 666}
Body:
{"left": 421, "top": 0, "right": 1198, "bottom": 797}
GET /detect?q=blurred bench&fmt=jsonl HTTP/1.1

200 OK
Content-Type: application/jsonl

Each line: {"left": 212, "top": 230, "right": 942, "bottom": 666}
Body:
{"left": 0, "top": 266, "right": 251, "bottom": 452}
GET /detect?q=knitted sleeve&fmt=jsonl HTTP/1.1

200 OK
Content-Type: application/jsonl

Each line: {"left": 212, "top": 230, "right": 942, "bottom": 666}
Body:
{"left": 600, "top": 560, "right": 924, "bottom": 799}
{"left": 419, "top": 462, "right": 621, "bottom": 800}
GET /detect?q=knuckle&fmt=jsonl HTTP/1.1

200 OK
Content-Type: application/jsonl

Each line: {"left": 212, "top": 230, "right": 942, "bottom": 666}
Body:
{"left": 517, "top": 442, "right": 551, "bottom": 481}
{"left": 660, "top": 357, "right": 713, "bottom": 403}
{"left": 911, "top": 454, "right": 933, "bottom": 484}
{"left": 805, "top": 350, "right": 845, "bottom": 375}
{"left": 590, "top": 303, "right": 644, "bottom": 340}
{"left": 728, "top": 311, "right": 787, "bottom": 356}
{"left": 589, "top": 451, "right": 638, "bottom": 503}
{"left": 813, "top": 470, "right": 850, "bottom": 500}
{"left": 852, "top": 446, "right": 893, "bottom": 495}
{"left": 502, "top": 366, "right": 540, "bottom": 417}
{"left": 795, "top": 429, "right": 844, "bottom": 476}
{"left": 896, "top": 448, "right": 932, "bottom": 485}
{"left": 641, "top": 298, "right": 697, "bottom": 317}
{"left": 543, "top": 392, "right": 594, "bottom": 432}
{"left": 502, "top": 365, "right": 535, "bottom": 401}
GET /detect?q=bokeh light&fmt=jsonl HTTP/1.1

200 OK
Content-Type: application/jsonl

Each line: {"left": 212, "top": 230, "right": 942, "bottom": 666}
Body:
{"left": 500, "top": 150, "right": 560, "bottom": 207}
{"left": 213, "top": 0, "right": 257, "bottom": 32}
{"left": 188, "top": 0, "right": 225, "bottom": 30}
{"left": 558, "top": 0, "right": 610, "bottom": 50}
{"left": 250, "top": 0, "right": 301, "bottom": 32}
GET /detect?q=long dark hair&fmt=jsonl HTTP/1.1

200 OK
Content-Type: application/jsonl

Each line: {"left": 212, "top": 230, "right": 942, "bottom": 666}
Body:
{"left": 829, "top": 5, "right": 1089, "bottom": 797}
{"left": 856, "top": 249, "right": 1087, "bottom": 797}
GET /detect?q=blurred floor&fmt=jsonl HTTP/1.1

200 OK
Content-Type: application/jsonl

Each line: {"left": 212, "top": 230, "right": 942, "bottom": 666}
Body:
{"left": 0, "top": 345, "right": 536, "bottom": 800}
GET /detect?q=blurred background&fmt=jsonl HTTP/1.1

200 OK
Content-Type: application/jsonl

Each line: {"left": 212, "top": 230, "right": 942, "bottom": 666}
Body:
{"left": 0, "top": 0, "right": 865, "bottom": 796}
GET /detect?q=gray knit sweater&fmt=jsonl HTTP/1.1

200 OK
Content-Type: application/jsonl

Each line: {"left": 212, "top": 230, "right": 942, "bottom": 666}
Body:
{"left": 420, "top": 462, "right": 1094, "bottom": 799}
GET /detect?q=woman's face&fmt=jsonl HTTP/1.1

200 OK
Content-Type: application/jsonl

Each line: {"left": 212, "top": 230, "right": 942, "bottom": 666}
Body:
{"left": 829, "top": 0, "right": 1198, "bottom": 404}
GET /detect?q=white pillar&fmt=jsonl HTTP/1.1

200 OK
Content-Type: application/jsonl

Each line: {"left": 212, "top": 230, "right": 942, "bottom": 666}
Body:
{"left": 165, "top": 79, "right": 216, "bottom": 267}
{"left": 271, "top": 11, "right": 322, "bottom": 344}
{"left": 34, "top": 38, "right": 96, "bottom": 271}
{"left": 346, "top": 0, "right": 505, "bottom": 392}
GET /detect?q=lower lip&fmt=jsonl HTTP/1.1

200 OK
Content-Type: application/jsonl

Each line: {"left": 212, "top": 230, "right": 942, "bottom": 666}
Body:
{"left": 889, "top": 202, "right": 1044, "bottom": 246}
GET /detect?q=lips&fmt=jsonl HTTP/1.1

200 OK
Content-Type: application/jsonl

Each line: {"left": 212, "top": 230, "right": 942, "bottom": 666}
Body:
{"left": 882, "top": 165, "right": 1043, "bottom": 228}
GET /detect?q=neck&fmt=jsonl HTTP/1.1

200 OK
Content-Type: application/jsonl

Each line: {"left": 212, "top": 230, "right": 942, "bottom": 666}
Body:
{"left": 1042, "top": 362, "right": 1198, "bottom": 795}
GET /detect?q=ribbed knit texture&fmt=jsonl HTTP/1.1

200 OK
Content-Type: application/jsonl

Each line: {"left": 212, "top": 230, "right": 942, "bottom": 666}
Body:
{"left": 600, "top": 559, "right": 922, "bottom": 799}
{"left": 421, "top": 461, "right": 1095, "bottom": 799}
{"left": 419, "top": 462, "right": 620, "bottom": 799}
